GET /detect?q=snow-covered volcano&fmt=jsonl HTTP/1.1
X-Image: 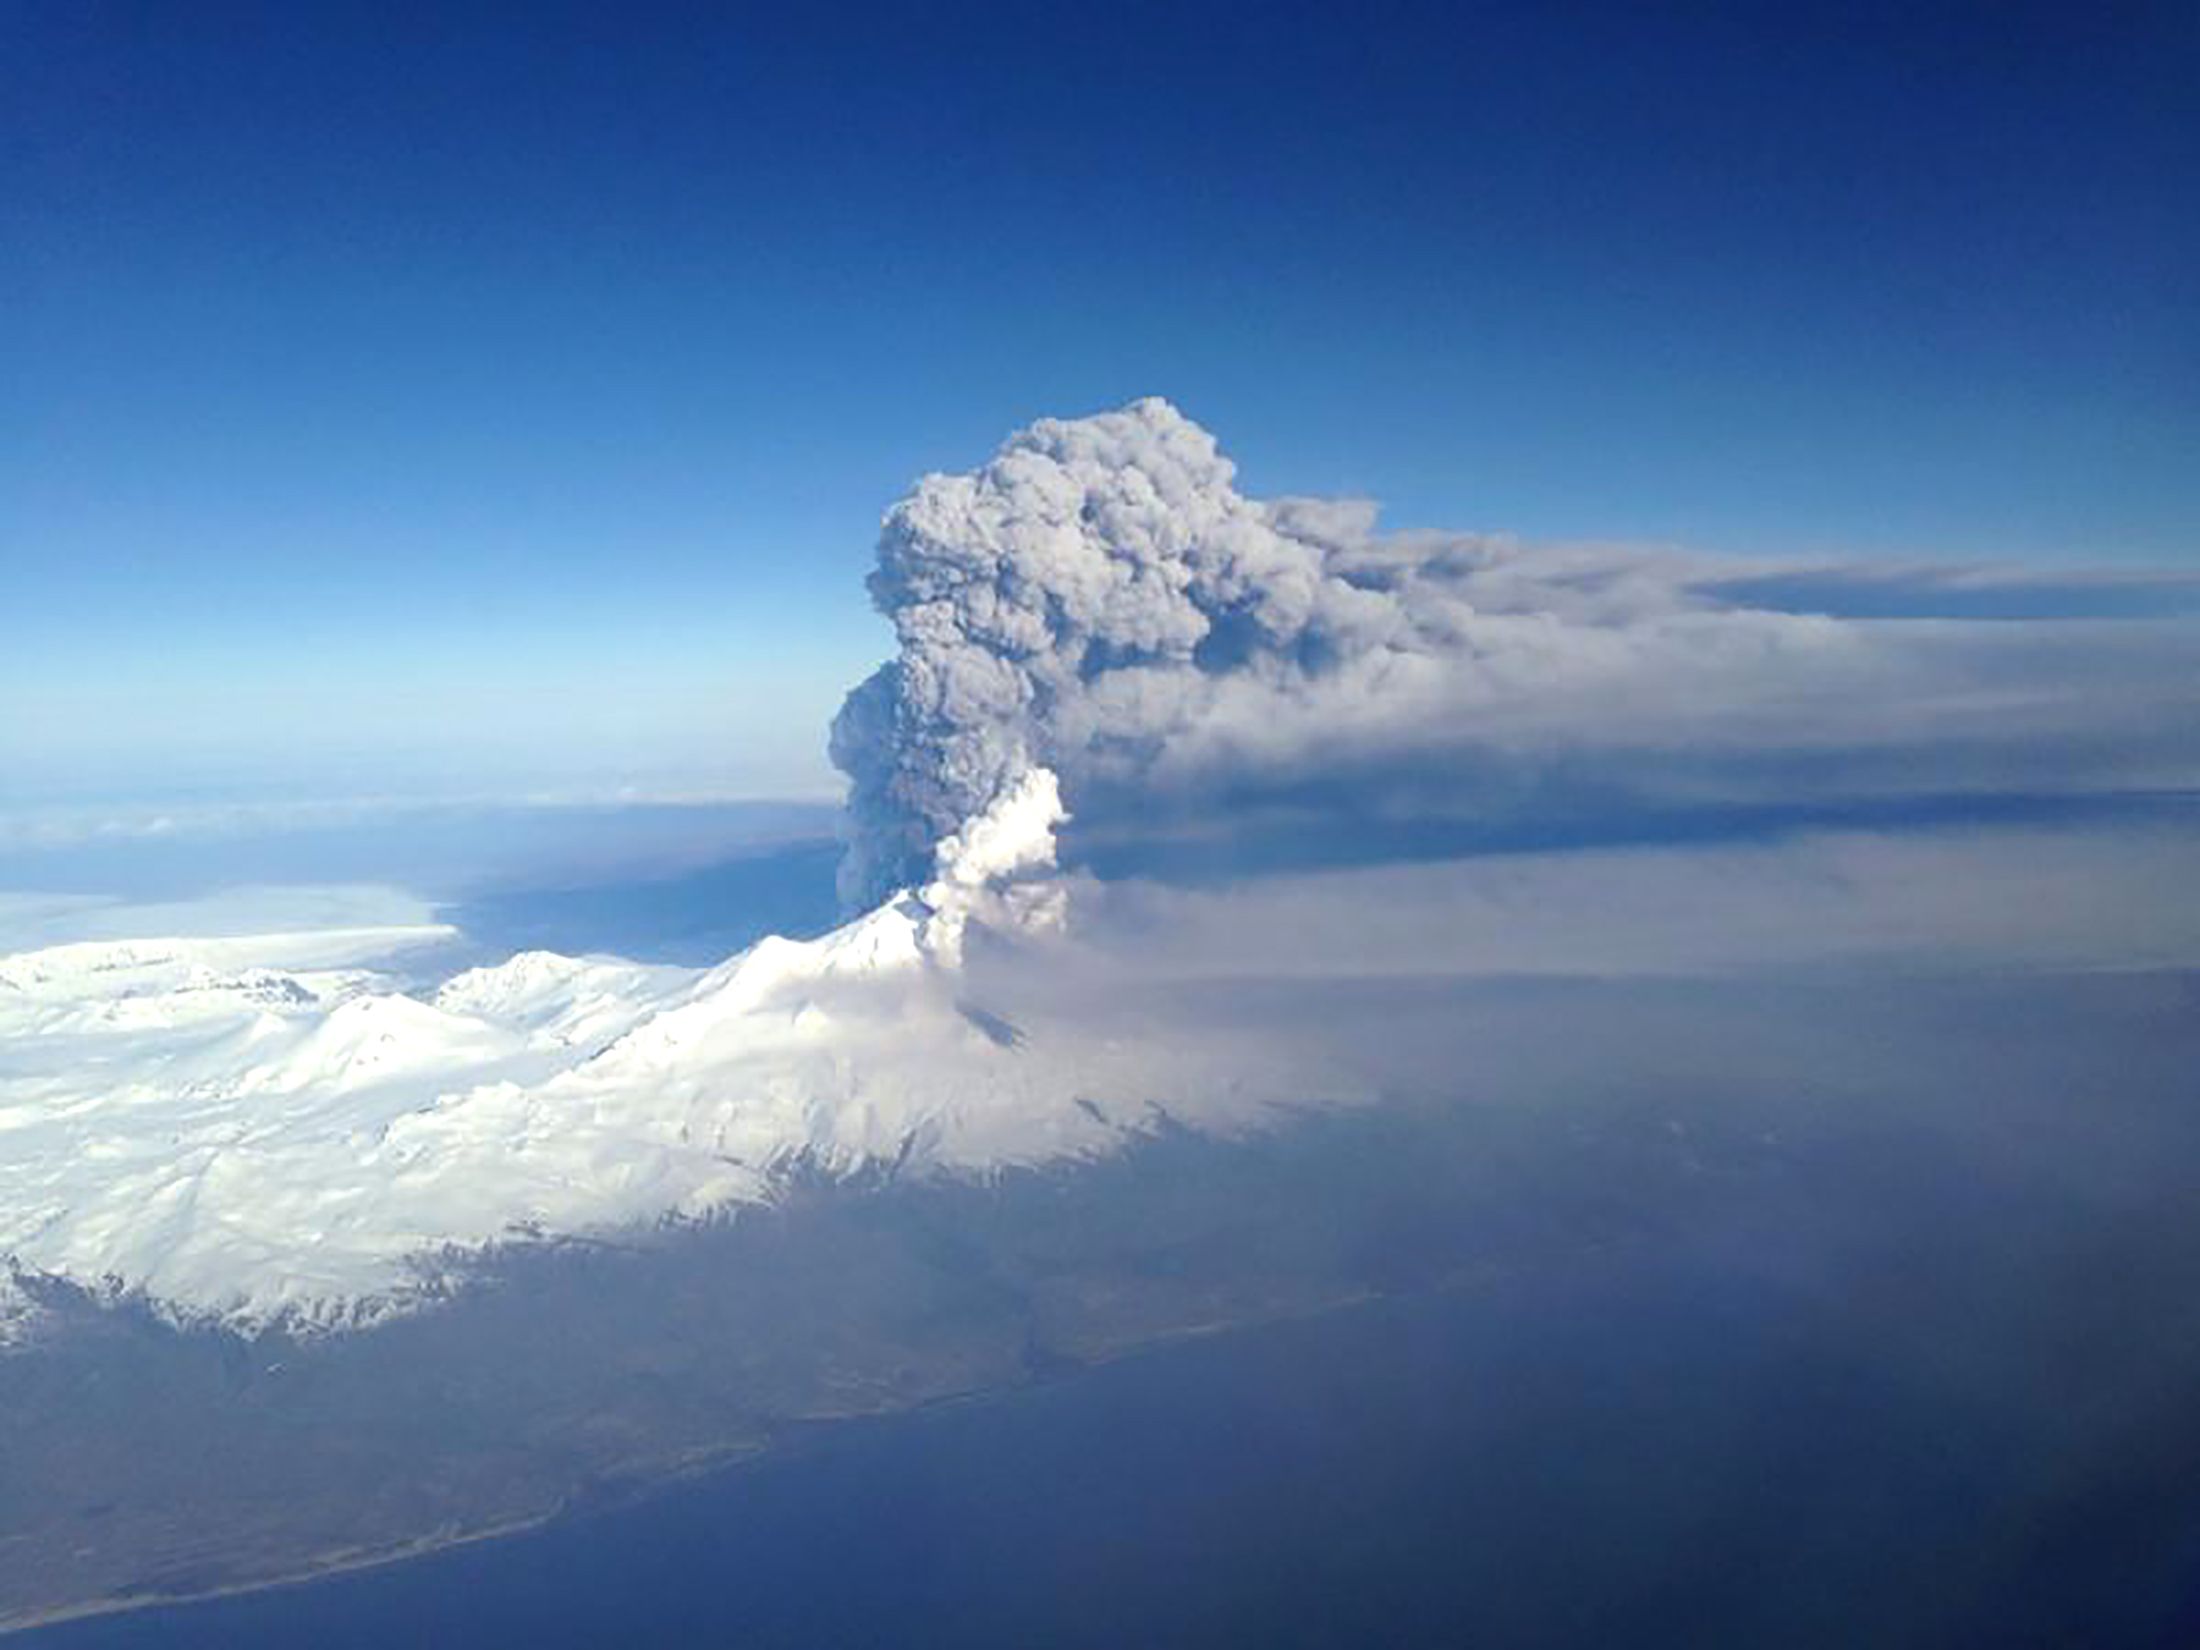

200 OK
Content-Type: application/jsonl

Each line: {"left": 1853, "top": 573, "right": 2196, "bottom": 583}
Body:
{"left": 0, "top": 771, "right": 1328, "bottom": 1343}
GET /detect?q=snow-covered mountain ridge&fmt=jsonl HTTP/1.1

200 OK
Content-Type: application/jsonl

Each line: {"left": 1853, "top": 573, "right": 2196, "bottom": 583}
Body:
{"left": 0, "top": 771, "right": 1331, "bottom": 1345}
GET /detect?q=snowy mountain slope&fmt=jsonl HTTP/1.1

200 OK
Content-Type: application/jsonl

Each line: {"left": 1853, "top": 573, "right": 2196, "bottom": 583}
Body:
{"left": 0, "top": 771, "right": 1343, "bottom": 1344}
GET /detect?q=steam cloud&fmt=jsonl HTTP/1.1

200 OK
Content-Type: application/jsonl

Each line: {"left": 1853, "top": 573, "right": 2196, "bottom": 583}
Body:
{"left": 831, "top": 398, "right": 2200, "bottom": 909}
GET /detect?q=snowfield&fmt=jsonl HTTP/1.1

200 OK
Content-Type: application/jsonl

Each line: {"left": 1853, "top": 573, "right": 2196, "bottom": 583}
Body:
{"left": 0, "top": 772, "right": 1334, "bottom": 1344}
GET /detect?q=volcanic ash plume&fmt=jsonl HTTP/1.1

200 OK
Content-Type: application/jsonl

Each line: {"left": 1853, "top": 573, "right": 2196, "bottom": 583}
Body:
{"left": 827, "top": 395, "right": 2196, "bottom": 913}
{"left": 828, "top": 397, "right": 1422, "bottom": 907}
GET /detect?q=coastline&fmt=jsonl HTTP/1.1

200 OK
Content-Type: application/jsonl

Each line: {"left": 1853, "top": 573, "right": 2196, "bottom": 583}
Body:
{"left": 0, "top": 1282, "right": 1405, "bottom": 1642}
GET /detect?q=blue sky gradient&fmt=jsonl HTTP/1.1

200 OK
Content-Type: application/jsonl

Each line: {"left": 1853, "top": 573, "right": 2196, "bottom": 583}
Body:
{"left": 6, "top": 1, "right": 2194, "bottom": 807}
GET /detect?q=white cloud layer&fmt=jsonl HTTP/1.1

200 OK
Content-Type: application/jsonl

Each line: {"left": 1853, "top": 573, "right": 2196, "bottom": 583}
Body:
{"left": 0, "top": 886, "right": 447, "bottom": 954}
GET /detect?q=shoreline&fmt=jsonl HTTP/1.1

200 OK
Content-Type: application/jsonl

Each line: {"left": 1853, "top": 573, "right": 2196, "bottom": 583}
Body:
{"left": 0, "top": 1280, "right": 1416, "bottom": 1642}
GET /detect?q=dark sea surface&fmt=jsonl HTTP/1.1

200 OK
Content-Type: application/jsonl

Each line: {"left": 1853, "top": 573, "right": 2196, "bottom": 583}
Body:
{"left": 27, "top": 1221, "right": 2200, "bottom": 1650}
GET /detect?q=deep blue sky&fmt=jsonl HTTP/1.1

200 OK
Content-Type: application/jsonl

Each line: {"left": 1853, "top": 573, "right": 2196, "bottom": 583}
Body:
{"left": 5, "top": 1, "right": 2194, "bottom": 808}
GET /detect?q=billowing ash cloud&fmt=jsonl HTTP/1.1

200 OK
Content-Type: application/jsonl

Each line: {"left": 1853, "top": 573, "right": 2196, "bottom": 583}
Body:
{"left": 829, "top": 395, "right": 1560, "bottom": 906}
{"left": 831, "top": 398, "right": 2200, "bottom": 906}
{"left": 830, "top": 397, "right": 1333, "bottom": 905}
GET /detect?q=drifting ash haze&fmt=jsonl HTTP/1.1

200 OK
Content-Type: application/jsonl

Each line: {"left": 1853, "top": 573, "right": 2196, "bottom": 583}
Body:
{"left": 3, "top": 399, "right": 2198, "bottom": 1346}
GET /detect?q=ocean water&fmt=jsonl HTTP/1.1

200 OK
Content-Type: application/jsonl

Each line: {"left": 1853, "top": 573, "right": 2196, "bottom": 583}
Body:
{"left": 28, "top": 1223, "right": 2200, "bottom": 1650}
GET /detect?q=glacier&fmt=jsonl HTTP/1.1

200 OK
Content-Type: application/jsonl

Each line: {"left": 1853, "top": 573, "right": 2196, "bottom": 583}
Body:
{"left": 0, "top": 770, "right": 1337, "bottom": 1344}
